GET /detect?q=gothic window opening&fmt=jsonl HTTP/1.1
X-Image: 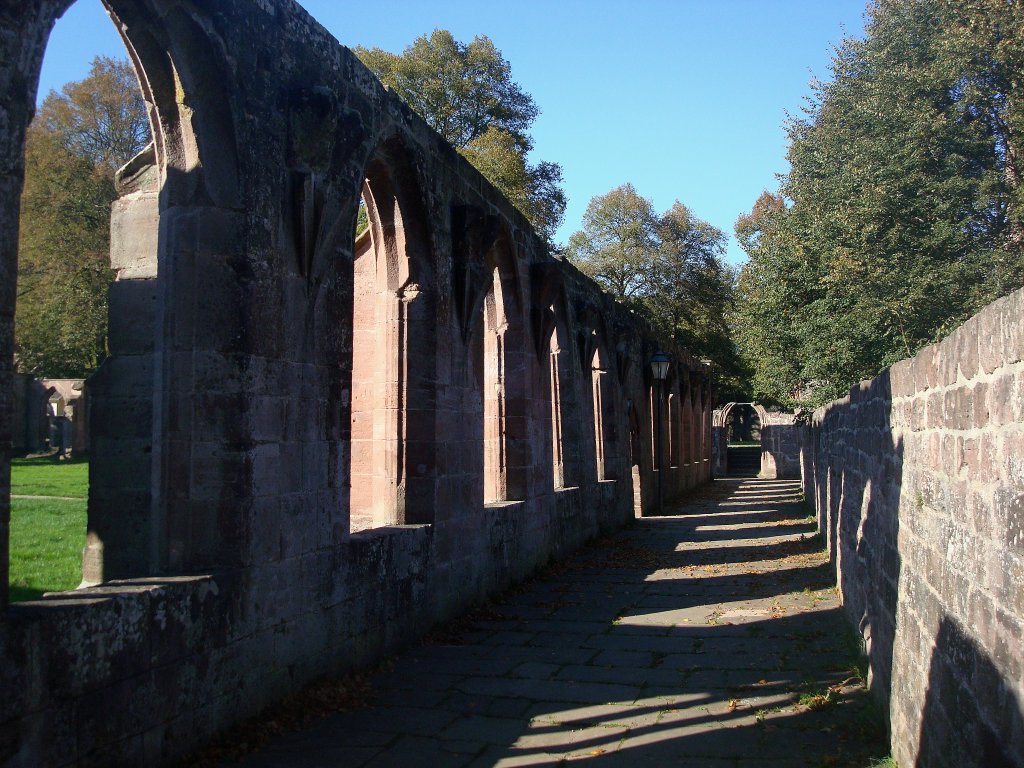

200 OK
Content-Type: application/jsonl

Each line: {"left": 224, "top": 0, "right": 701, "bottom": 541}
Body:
{"left": 590, "top": 344, "right": 617, "bottom": 481}
{"left": 546, "top": 310, "right": 579, "bottom": 491}
{"left": 4, "top": 0, "right": 247, "bottom": 602}
{"left": 549, "top": 330, "right": 567, "bottom": 489}
{"left": 668, "top": 392, "right": 679, "bottom": 469}
{"left": 480, "top": 250, "right": 527, "bottom": 504}
{"left": 349, "top": 144, "right": 436, "bottom": 532}
{"left": 482, "top": 267, "right": 508, "bottom": 503}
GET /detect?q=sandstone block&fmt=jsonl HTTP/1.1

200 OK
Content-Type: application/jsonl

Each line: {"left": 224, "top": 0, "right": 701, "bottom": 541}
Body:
{"left": 110, "top": 192, "right": 159, "bottom": 279}
{"left": 1000, "top": 289, "right": 1023, "bottom": 366}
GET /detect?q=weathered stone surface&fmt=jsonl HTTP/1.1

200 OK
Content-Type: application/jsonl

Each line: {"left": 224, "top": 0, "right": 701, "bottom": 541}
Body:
{"left": 0, "top": 0, "right": 713, "bottom": 764}
{"left": 230, "top": 480, "right": 888, "bottom": 768}
{"left": 109, "top": 192, "right": 158, "bottom": 279}
{"left": 805, "top": 286, "right": 1024, "bottom": 768}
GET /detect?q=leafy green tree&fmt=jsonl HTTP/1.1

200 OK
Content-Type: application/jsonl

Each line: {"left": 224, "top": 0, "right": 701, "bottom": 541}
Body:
{"left": 355, "top": 30, "right": 565, "bottom": 242}
{"left": 355, "top": 30, "right": 537, "bottom": 148}
{"left": 734, "top": 0, "right": 1024, "bottom": 406}
{"left": 567, "top": 185, "right": 746, "bottom": 398}
{"left": 16, "top": 56, "right": 149, "bottom": 378}
{"left": 652, "top": 203, "right": 747, "bottom": 400}
{"left": 16, "top": 128, "right": 115, "bottom": 377}
{"left": 566, "top": 183, "right": 657, "bottom": 300}
{"left": 732, "top": 193, "right": 807, "bottom": 405}
{"left": 459, "top": 126, "right": 565, "bottom": 243}
{"left": 35, "top": 56, "right": 149, "bottom": 174}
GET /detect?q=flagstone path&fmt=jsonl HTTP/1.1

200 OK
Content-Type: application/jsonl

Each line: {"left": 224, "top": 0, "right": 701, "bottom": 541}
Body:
{"left": 219, "top": 479, "right": 890, "bottom": 767}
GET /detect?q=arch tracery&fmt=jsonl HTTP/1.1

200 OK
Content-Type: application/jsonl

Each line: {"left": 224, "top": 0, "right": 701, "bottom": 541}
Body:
{"left": 0, "top": 4, "right": 718, "bottom": 760}
{"left": 349, "top": 136, "right": 437, "bottom": 530}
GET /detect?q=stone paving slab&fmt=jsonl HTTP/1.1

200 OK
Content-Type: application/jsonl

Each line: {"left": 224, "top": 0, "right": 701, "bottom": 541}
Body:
{"left": 437, "top": 694, "right": 536, "bottom": 720}
{"left": 223, "top": 479, "right": 890, "bottom": 768}
{"left": 552, "top": 663, "right": 684, "bottom": 688}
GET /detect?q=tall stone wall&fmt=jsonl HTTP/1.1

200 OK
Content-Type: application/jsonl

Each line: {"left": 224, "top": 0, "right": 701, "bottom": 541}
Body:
{"left": 11, "top": 375, "right": 48, "bottom": 455}
{"left": 0, "top": 1, "right": 713, "bottom": 764}
{"left": 760, "top": 410, "right": 802, "bottom": 479}
{"left": 803, "top": 287, "right": 1024, "bottom": 768}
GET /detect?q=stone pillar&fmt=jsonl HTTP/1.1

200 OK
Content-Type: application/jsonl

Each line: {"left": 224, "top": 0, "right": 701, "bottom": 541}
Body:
{"left": 82, "top": 147, "right": 160, "bottom": 584}
{"left": 711, "top": 406, "right": 728, "bottom": 477}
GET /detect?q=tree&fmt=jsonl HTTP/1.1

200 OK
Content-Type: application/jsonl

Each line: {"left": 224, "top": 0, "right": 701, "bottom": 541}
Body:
{"left": 567, "top": 185, "right": 747, "bottom": 398}
{"left": 355, "top": 30, "right": 537, "bottom": 149}
{"left": 734, "top": 0, "right": 1024, "bottom": 406}
{"left": 565, "top": 183, "right": 658, "bottom": 301}
{"left": 15, "top": 56, "right": 149, "bottom": 378}
{"left": 35, "top": 55, "right": 149, "bottom": 174}
{"left": 732, "top": 193, "right": 807, "bottom": 405}
{"left": 355, "top": 30, "right": 565, "bottom": 242}
{"left": 651, "top": 203, "right": 746, "bottom": 400}
{"left": 16, "top": 127, "right": 116, "bottom": 377}
{"left": 459, "top": 126, "right": 566, "bottom": 244}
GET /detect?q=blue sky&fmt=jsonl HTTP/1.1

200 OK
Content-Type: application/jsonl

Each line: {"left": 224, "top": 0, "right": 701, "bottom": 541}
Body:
{"left": 38, "top": 0, "right": 868, "bottom": 264}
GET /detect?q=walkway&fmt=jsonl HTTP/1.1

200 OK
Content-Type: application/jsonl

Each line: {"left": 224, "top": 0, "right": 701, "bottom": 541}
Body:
{"left": 221, "top": 479, "right": 889, "bottom": 767}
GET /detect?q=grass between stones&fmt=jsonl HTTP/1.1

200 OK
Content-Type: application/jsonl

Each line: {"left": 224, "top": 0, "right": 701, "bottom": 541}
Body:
{"left": 9, "top": 455, "right": 88, "bottom": 601}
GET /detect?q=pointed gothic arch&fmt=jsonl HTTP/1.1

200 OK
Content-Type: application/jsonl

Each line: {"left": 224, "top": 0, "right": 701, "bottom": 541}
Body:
{"left": 349, "top": 137, "right": 438, "bottom": 530}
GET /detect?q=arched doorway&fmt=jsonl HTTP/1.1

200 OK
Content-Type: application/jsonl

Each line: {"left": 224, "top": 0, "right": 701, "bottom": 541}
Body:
{"left": 712, "top": 401, "right": 769, "bottom": 478}
{"left": 2, "top": 0, "right": 246, "bottom": 603}
{"left": 725, "top": 403, "right": 761, "bottom": 476}
{"left": 712, "top": 402, "right": 806, "bottom": 480}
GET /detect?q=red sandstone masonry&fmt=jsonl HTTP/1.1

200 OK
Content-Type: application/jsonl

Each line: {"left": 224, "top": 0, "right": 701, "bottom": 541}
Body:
{"left": 0, "top": 0, "right": 712, "bottom": 764}
{"left": 804, "top": 287, "right": 1024, "bottom": 768}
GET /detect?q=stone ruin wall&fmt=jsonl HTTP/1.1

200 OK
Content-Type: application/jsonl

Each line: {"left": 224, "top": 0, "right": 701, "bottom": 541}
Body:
{"left": 759, "top": 411, "right": 803, "bottom": 479}
{"left": 711, "top": 403, "right": 803, "bottom": 479}
{"left": 11, "top": 375, "right": 48, "bottom": 455}
{"left": 12, "top": 375, "right": 89, "bottom": 455}
{"left": 802, "top": 287, "right": 1024, "bottom": 768}
{"left": 0, "top": 1, "right": 714, "bottom": 764}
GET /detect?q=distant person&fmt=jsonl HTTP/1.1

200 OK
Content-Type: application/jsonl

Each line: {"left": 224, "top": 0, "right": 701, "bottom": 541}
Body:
{"left": 56, "top": 414, "right": 72, "bottom": 459}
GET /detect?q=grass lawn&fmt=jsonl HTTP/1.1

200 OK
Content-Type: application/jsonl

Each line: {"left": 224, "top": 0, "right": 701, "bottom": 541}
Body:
{"left": 11, "top": 455, "right": 89, "bottom": 497}
{"left": 9, "top": 456, "right": 88, "bottom": 601}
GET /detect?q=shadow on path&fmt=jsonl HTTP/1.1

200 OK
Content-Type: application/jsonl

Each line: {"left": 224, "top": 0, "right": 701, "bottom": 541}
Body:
{"left": 215, "top": 479, "right": 889, "bottom": 768}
